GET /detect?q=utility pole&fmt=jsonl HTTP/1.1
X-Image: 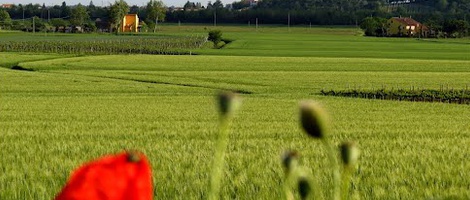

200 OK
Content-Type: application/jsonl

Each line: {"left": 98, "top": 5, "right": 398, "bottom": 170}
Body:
{"left": 214, "top": 10, "right": 217, "bottom": 27}
{"left": 288, "top": 12, "right": 290, "bottom": 31}
{"left": 33, "top": 17, "right": 35, "bottom": 33}
{"left": 155, "top": 16, "right": 158, "bottom": 32}
{"left": 256, "top": 18, "right": 258, "bottom": 30}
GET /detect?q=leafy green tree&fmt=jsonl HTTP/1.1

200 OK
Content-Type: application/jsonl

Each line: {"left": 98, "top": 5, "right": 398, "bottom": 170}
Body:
{"left": 0, "top": 9, "right": 12, "bottom": 30}
{"left": 146, "top": 0, "right": 166, "bottom": 32}
{"left": 84, "top": 21, "right": 97, "bottom": 32}
{"left": 31, "top": 16, "right": 48, "bottom": 32}
{"left": 208, "top": 30, "right": 222, "bottom": 48}
{"left": 11, "top": 20, "right": 25, "bottom": 30}
{"left": 443, "top": 19, "right": 469, "bottom": 37}
{"left": 88, "top": 4, "right": 108, "bottom": 19}
{"left": 212, "top": 0, "right": 224, "bottom": 9}
{"left": 109, "top": 0, "right": 129, "bottom": 33}
{"left": 437, "top": 0, "right": 449, "bottom": 11}
{"left": 206, "top": 1, "right": 213, "bottom": 9}
{"left": 360, "top": 17, "right": 379, "bottom": 36}
{"left": 50, "top": 18, "right": 70, "bottom": 27}
{"left": 70, "top": 4, "right": 90, "bottom": 27}
{"left": 424, "top": 19, "right": 443, "bottom": 33}
{"left": 139, "top": 20, "right": 149, "bottom": 32}
{"left": 232, "top": 1, "right": 250, "bottom": 10}
{"left": 87, "top": 1, "right": 97, "bottom": 17}
{"left": 360, "top": 17, "right": 386, "bottom": 36}
{"left": 60, "top": 1, "right": 71, "bottom": 17}
{"left": 88, "top": 1, "right": 95, "bottom": 9}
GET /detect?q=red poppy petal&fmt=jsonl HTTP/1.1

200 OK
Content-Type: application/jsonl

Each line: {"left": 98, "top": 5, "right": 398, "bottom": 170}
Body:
{"left": 56, "top": 151, "right": 153, "bottom": 200}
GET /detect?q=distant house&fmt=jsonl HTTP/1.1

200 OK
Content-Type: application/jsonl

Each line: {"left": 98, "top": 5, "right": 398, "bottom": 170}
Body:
{"left": 72, "top": 26, "right": 83, "bottom": 33}
{"left": 386, "top": 17, "right": 429, "bottom": 37}
{"left": 169, "top": 6, "right": 184, "bottom": 12}
{"left": 121, "top": 14, "right": 139, "bottom": 33}
{"left": 245, "top": 0, "right": 259, "bottom": 7}
{"left": 1, "top": 4, "right": 13, "bottom": 9}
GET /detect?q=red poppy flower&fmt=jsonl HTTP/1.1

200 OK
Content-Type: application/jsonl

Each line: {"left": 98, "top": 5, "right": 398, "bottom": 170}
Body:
{"left": 55, "top": 151, "right": 153, "bottom": 200}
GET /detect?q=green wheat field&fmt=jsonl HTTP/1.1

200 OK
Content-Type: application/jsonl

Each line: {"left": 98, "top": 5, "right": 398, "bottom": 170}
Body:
{"left": 1, "top": 25, "right": 469, "bottom": 199}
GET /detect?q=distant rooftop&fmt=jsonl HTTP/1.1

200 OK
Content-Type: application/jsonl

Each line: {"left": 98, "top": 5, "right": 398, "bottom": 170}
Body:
{"left": 1, "top": 4, "right": 13, "bottom": 8}
{"left": 392, "top": 17, "right": 422, "bottom": 26}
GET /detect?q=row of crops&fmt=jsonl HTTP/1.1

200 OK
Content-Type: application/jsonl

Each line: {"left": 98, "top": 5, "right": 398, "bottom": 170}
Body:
{"left": 0, "top": 36, "right": 207, "bottom": 55}
{"left": 320, "top": 88, "right": 470, "bottom": 104}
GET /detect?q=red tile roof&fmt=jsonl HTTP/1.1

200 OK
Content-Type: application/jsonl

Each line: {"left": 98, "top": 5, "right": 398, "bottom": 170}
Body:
{"left": 392, "top": 17, "right": 422, "bottom": 26}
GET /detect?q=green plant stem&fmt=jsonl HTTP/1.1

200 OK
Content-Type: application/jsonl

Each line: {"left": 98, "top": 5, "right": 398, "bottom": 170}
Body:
{"left": 323, "top": 139, "right": 340, "bottom": 200}
{"left": 341, "top": 167, "right": 353, "bottom": 200}
{"left": 311, "top": 175, "right": 322, "bottom": 200}
{"left": 209, "top": 116, "right": 231, "bottom": 200}
{"left": 282, "top": 156, "right": 297, "bottom": 200}
{"left": 283, "top": 174, "right": 294, "bottom": 200}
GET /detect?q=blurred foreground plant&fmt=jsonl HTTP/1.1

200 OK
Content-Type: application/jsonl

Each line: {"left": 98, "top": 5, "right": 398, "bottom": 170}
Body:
{"left": 55, "top": 151, "right": 152, "bottom": 200}
{"left": 209, "top": 91, "right": 242, "bottom": 200}
{"left": 54, "top": 95, "right": 359, "bottom": 200}
{"left": 281, "top": 100, "right": 360, "bottom": 200}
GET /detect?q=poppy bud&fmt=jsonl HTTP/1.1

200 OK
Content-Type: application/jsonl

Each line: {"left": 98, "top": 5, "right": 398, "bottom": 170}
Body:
{"left": 127, "top": 151, "right": 141, "bottom": 163}
{"left": 55, "top": 151, "right": 153, "bottom": 200}
{"left": 297, "top": 176, "right": 311, "bottom": 200}
{"left": 300, "top": 101, "right": 329, "bottom": 139}
{"left": 281, "top": 150, "right": 299, "bottom": 174}
{"left": 218, "top": 91, "right": 241, "bottom": 116}
{"left": 340, "top": 141, "right": 360, "bottom": 168}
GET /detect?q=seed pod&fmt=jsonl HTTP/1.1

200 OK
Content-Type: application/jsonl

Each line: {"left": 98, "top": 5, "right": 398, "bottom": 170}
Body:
{"left": 300, "top": 101, "right": 329, "bottom": 139}
{"left": 281, "top": 150, "right": 299, "bottom": 174}
{"left": 218, "top": 91, "right": 241, "bottom": 116}
{"left": 298, "top": 176, "right": 311, "bottom": 200}
{"left": 340, "top": 141, "right": 360, "bottom": 168}
{"left": 127, "top": 150, "right": 141, "bottom": 163}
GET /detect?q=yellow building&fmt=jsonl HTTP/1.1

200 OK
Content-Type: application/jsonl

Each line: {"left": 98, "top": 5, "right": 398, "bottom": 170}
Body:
{"left": 121, "top": 14, "right": 139, "bottom": 32}
{"left": 386, "top": 17, "right": 428, "bottom": 37}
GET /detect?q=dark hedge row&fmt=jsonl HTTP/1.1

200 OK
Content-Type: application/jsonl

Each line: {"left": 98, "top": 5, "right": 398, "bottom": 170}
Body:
{"left": 320, "top": 88, "right": 470, "bottom": 105}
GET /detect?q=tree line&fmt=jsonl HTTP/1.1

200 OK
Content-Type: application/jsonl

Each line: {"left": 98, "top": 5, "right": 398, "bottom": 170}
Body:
{"left": 0, "top": 0, "right": 469, "bottom": 35}
{"left": 0, "top": 0, "right": 165, "bottom": 33}
{"left": 169, "top": 0, "right": 469, "bottom": 27}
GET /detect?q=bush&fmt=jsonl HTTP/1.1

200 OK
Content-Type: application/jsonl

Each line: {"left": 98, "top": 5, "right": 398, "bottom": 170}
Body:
{"left": 208, "top": 30, "right": 222, "bottom": 48}
{"left": 443, "top": 19, "right": 469, "bottom": 38}
{"left": 360, "top": 17, "right": 387, "bottom": 37}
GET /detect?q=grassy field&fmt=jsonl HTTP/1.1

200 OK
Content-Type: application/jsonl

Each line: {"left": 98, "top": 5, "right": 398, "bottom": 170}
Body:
{"left": 1, "top": 26, "right": 470, "bottom": 199}
{"left": 180, "top": 25, "right": 470, "bottom": 60}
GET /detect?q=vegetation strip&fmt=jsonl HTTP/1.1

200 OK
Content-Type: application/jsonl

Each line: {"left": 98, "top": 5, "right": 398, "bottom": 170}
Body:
{"left": 0, "top": 37, "right": 206, "bottom": 55}
{"left": 320, "top": 89, "right": 470, "bottom": 104}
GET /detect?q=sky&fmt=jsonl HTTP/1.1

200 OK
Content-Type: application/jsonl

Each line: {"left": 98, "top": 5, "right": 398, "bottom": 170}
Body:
{"left": 0, "top": 0, "right": 235, "bottom": 7}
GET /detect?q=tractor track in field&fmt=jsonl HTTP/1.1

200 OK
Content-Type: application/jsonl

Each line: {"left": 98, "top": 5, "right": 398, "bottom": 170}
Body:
{"left": 42, "top": 71, "right": 254, "bottom": 94}
{"left": 122, "top": 71, "right": 269, "bottom": 87}
{"left": 6, "top": 59, "right": 256, "bottom": 94}
{"left": 3, "top": 55, "right": 88, "bottom": 71}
